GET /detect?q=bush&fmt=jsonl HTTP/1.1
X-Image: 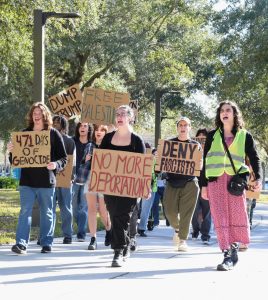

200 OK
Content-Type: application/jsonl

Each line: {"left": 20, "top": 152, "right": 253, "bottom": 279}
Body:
{"left": 0, "top": 177, "right": 19, "bottom": 189}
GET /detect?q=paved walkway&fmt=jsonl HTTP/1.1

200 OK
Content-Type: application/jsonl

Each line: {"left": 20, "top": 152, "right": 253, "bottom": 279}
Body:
{"left": 1, "top": 202, "right": 268, "bottom": 300}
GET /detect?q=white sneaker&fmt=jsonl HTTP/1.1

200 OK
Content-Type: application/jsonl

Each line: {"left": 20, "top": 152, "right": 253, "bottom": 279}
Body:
{"left": 178, "top": 240, "right": 188, "bottom": 252}
{"left": 173, "top": 231, "right": 180, "bottom": 246}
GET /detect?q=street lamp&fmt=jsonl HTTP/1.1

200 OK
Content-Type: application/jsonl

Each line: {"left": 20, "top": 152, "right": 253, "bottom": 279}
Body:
{"left": 33, "top": 9, "right": 80, "bottom": 103}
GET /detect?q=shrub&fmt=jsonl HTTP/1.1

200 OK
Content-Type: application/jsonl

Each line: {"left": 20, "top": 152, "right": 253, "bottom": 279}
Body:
{"left": 0, "top": 177, "right": 19, "bottom": 189}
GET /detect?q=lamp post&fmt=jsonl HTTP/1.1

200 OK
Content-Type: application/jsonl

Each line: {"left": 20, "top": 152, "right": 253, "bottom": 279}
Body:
{"left": 33, "top": 9, "right": 80, "bottom": 103}
{"left": 32, "top": 9, "right": 80, "bottom": 228}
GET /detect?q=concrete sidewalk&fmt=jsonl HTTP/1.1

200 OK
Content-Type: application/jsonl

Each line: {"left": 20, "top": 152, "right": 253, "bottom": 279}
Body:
{"left": 1, "top": 202, "right": 268, "bottom": 300}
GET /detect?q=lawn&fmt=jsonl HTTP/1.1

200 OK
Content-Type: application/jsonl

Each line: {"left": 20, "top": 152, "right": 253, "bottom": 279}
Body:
{"left": 0, "top": 189, "right": 105, "bottom": 245}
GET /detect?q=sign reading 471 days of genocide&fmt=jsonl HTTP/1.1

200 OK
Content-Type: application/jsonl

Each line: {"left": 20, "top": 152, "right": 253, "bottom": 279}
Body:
{"left": 81, "top": 87, "right": 130, "bottom": 125}
{"left": 155, "top": 139, "right": 203, "bottom": 176}
{"left": 48, "top": 83, "right": 82, "bottom": 119}
{"left": 11, "top": 131, "right": 50, "bottom": 168}
{"left": 56, "top": 155, "right": 74, "bottom": 188}
{"left": 89, "top": 149, "right": 153, "bottom": 198}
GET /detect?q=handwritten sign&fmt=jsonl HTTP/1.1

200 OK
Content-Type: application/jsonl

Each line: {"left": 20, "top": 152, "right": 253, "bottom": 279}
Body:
{"left": 193, "top": 137, "right": 206, "bottom": 150}
{"left": 49, "top": 83, "right": 82, "bottom": 119}
{"left": 81, "top": 87, "right": 130, "bottom": 125}
{"left": 155, "top": 139, "right": 203, "bottom": 176}
{"left": 89, "top": 149, "right": 153, "bottom": 198}
{"left": 11, "top": 131, "right": 50, "bottom": 168}
{"left": 56, "top": 155, "right": 73, "bottom": 188}
{"left": 129, "top": 100, "right": 138, "bottom": 123}
{"left": 246, "top": 166, "right": 260, "bottom": 199}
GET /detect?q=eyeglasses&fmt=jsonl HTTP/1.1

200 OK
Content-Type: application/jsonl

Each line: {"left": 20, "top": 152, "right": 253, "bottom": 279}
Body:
{"left": 115, "top": 112, "right": 128, "bottom": 118}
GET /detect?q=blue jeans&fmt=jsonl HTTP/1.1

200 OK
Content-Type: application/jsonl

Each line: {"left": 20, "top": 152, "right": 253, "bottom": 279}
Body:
{"left": 72, "top": 183, "right": 88, "bottom": 238}
{"left": 138, "top": 192, "right": 156, "bottom": 231}
{"left": 151, "top": 186, "right": 165, "bottom": 226}
{"left": 16, "top": 186, "right": 55, "bottom": 247}
{"left": 53, "top": 186, "right": 73, "bottom": 238}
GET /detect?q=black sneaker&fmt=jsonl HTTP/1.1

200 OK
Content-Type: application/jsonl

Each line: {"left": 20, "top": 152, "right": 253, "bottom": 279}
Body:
{"left": 111, "top": 249, "right": 124, "bottom": 267}
{"left": 104, "top": 230, "right": 111, "bottom": 247}
{"left": 77, "top": 233, "right": 86, "bottom": 242}
{"left": 37, "top": 239, "right": 40, "bottom": 245}
{"left": 88, "top": 237, "right": 97, "bottom": 250}
{"left": 138, "top": 229, "right": 147, "bottom": 237}
{"left": 63, "top": 237, "right": 72, "bottom": 244}
{"left": 41, "top": 246, "right": 52, "bottom": 253}
{"left": 130, "top": 238, "right": 137, "bottom": 251}
{"left": 147, "top": 220, "right": 154, "bottom": 231}
{"left": 11, "top": 244, "right": 27, "bottom": 254}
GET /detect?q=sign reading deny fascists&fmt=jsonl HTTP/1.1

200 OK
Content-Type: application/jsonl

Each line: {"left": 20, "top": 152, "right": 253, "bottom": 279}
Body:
{"left": 89, "top": 149, "right": 153, "bottom": 198}
{"left": 11, "top": 131, "right": 50, "bottom": 168}
{"left": 56, "top": 155, "right": 74, "bottom": 188}
{"left": 48, "top": 83, "right": 82, "bottom": 119}
{"left": 155, "top": 139, "right": 203, "bottom": 176}
{"left": 81, "top": 87, "right": 130, "bottom": 125}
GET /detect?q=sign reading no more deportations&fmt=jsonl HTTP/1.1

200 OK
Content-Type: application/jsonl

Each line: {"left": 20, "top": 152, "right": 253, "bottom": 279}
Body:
{"left": 155, "top": 139, "right": 203, "bottom": 176}
{"left": 11, "top": 131, "right": 50, "bottom": 168}
{"left": 89, "top": 149, "right": 153, "bottom": 198}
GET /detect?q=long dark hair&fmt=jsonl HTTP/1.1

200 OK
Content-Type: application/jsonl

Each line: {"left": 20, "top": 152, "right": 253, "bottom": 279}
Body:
{"left": 215, "top": 100, "right": 244, "bottom": 131}
{"left": 26, "top": 102, "right": 52, "bottom": 130}
{"left": 74, "top": 122, "right": 93, "bottom": 141}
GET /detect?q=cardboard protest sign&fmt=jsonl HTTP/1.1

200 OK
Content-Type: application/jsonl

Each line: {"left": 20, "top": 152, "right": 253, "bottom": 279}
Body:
{"left": 48, "top": 83, "right": 82, "bottom": 119}
{"left": 193, "top": 137, "right": 206, "bottom": 149}
{"left": 11, "top": 131, "right": 50, "bottom": 168}
{"left": 129, "top": 100, "right": 138, "bottom": 123}
{"left": 155, "top": 139, "right": 203, "bottom": 176}
{"left": 81, "top": 87, "right": 130, "bottom": 125}
{"left": 89, "top": 149, "right": 153, "bottom": 198}
{"left": 56, "top": 155, "right": 73, "bottom": 188}
{"left": 246, "top": 166, "right": 260, "bottom": 199}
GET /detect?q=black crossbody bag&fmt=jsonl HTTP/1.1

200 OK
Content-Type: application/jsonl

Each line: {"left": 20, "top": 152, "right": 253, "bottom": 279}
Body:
{"left": 221, "top": 134, "right": 247, "bottom": 196}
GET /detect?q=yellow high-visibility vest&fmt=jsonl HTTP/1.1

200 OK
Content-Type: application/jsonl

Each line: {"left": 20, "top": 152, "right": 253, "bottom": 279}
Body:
{"left": 205, "top": 129, "right": 249, "bottom": 178}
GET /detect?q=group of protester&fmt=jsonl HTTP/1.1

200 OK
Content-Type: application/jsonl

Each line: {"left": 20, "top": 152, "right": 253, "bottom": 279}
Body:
{"left": 7, "top": 100, "right": 262, "bottom": 271}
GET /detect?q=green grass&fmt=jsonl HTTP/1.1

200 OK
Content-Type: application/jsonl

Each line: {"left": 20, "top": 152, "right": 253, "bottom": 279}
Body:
{"left": 0, "top": 189, "right": 104, "bottom": 245}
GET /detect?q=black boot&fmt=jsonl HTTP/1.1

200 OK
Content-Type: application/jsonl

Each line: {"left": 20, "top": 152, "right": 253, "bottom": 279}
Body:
{"left": 217, "top": 249, "right": 233, "bottom": 271}
{"left": 231, "top": 243, "right": 239, "bottom": 266}
{"left": 88, "top": 237, "right": 97, "bottom": 250}
{"left": 104, "top": 230, "right": 111, "bottom": 247}
{"left": 111, "top": 249, "right": 124, "bottom": 267}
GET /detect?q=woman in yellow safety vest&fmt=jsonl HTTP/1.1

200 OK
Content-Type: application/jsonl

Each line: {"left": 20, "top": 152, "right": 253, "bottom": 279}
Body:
{"left": 201, "top": 100, "right": 262, "bottom": 271}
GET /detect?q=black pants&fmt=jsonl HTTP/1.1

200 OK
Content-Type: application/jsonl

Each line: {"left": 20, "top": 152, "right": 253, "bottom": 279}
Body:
{"left": 104, "top": 195, "right": 137, "bottom": 249}
{"left": 191, "top": 194, "right": 211, "bottom": 240}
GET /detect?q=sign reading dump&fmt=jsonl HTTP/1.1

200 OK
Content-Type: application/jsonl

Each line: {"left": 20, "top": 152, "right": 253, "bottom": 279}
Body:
{"left": 56, "top": 155, "right": 74, "bottom": 188}
{"left": 155, "top": 139, "right": 203, "bottom": 176}
{"left": 81, "top": 87, "right": 130, "bottom": 125}
{"left": 89, "top": 149, "right": 153, "bottom": 198}
{"left": 11, "top": 131, "right": 50, "bottom": 168}
{"left": 48, "top": 83, "right": 82, "bottom": 119}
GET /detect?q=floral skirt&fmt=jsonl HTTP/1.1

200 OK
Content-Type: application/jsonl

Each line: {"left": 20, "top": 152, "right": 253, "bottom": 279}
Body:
{"left": 207, "top": 173, "right": 250, "bottom": 250}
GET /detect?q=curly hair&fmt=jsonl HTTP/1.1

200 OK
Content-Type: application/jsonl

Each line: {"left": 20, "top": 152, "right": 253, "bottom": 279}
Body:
{"left": 215, "top": 100, "right": 244, "bottom": 131}
{"left": 26, "top": 102, "right": 53, "bottom": 130}
{"left": 74, "top": 122, "right": 93, "bottom": 141}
